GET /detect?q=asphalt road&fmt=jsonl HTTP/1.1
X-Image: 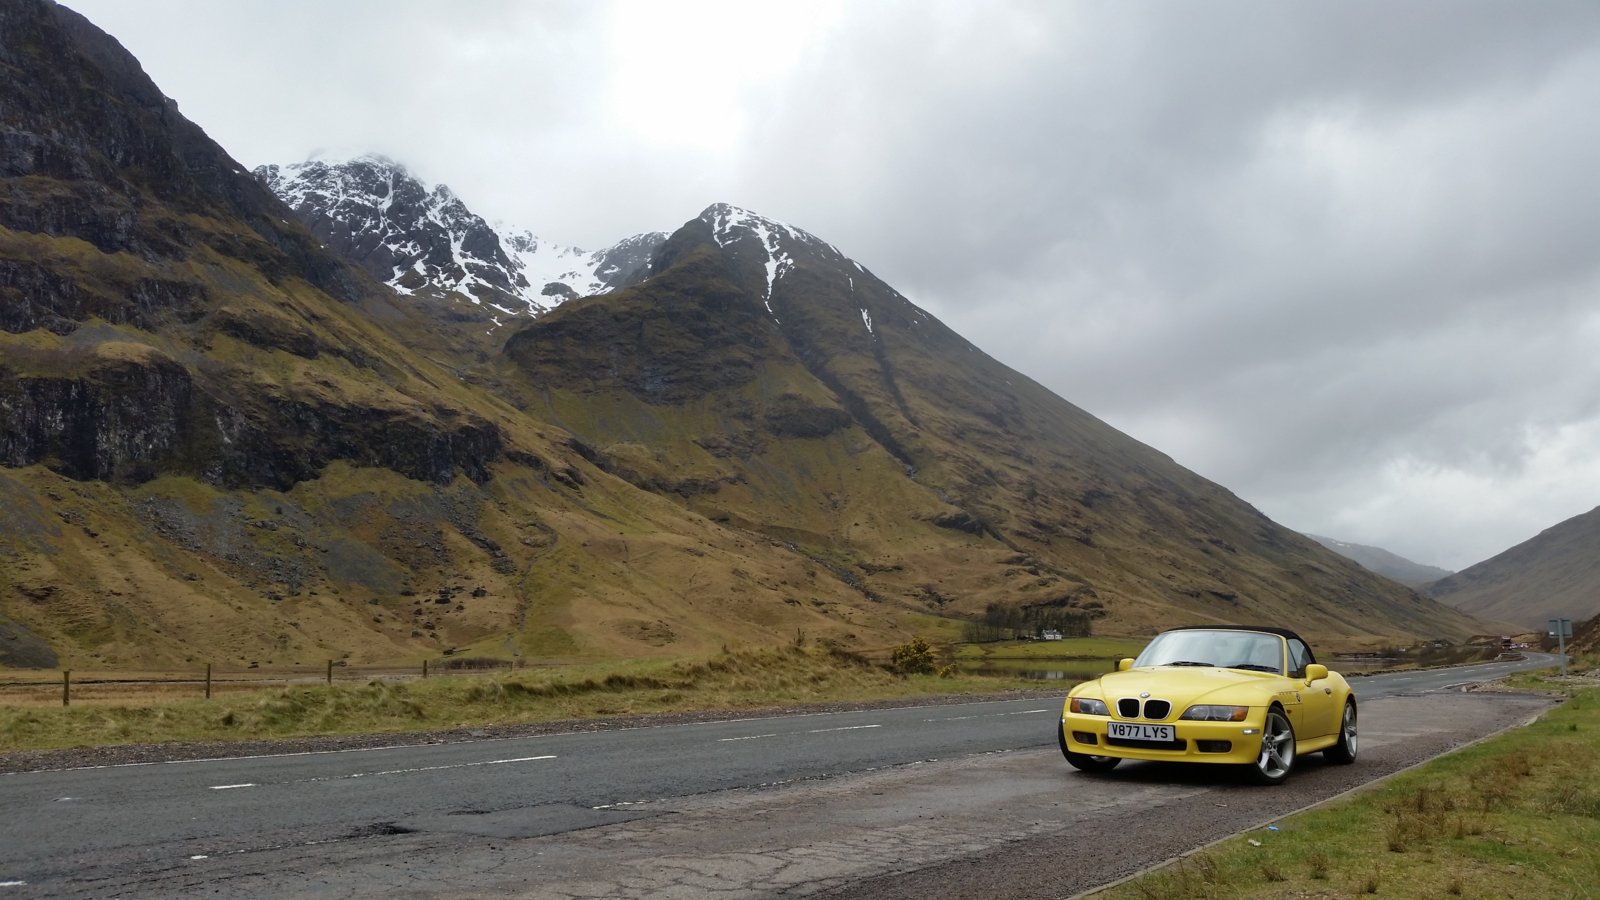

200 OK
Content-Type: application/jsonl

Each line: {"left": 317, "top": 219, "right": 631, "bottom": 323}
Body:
{"left": 0, "top": 652, "right": 1562, "bottom": 897}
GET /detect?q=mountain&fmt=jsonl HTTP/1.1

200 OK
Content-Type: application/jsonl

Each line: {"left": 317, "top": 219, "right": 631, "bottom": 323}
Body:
{"left": 1426, "top": 506, "right": 1600, "bottom": 629}
{"left": 494, "top": 202, "right": 1485, "bottom": 644}
{"left": 0, "top": 0, "right": 1485, "bottom": 671}
{"left": 1305, "top": 535, "right": 1453, "bottom": 587}
{"left": 255, "top": 156, "right": 665, "bottom": 320}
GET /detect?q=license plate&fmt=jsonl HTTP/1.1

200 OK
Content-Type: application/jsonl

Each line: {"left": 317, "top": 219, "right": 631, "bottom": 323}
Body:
{"left": 1108, "top": 722, "right": 1175, "bottom": 741}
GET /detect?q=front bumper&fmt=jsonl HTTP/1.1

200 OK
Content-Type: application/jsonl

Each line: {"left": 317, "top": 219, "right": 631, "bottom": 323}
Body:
{"left": 1061, "top": 709, "right": 1266, "bottom": 765}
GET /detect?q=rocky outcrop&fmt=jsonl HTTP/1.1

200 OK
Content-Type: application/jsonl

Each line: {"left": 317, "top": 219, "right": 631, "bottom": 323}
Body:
{"left": 0, "top": 343, "right": 500, "bottom": 488}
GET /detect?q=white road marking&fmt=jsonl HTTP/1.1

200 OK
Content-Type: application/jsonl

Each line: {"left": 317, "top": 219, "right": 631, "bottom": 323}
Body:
{"left": 717, "top": 733, "right": 779, "bottom": 742}
{"left": 314, "top": 755, "right": 556, "bottom": 783}
{"left": 924, "top": 708, "right": 1049, "bottom": 722}
{"left": 806, "top": 724, "right": 882, "bottom": 734}
{"left": 0, "top": 882, "right": 26, "bottom": 888}
{"left": 203, "top": 755, "right": 557, "bottom": 791}
{"left": 189, "top": 855, "right": 209, "bottom": 860}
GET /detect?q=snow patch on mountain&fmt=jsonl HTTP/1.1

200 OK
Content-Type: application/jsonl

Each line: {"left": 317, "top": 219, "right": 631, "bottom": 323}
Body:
{"left": 257, "top": 155, "right": 665, "bottom": 322}
{"left": 702, "top": 203, "right": 860, "bottom": 322}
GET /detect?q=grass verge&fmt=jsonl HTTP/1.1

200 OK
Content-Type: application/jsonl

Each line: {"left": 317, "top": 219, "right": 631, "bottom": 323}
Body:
{"left": 0, "top": 645, "right": 1049, "bottom": 752}
{"left": 1092, "top": 677, "right": 1600, "bottom": 900}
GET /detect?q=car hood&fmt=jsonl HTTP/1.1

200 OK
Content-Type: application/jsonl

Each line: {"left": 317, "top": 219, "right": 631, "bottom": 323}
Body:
{"left": 1081, "top": 667, "right": 1290, "bottom": 707}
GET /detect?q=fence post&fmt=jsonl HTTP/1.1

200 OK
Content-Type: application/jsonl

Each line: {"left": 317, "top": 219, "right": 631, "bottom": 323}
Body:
{"left": 326, "top": 659, "right": 333, "bottom": 685}
{"left": 62, "top": 669, "right": 70, "bottom": 707}
{"left": 205, "top": 663, "right": 212, "bottom": 700}
{"left": 422, "top": 659, "right": 428, "bottom": 679}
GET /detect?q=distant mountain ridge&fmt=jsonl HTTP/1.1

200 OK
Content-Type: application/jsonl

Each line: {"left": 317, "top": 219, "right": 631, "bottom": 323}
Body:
{"left": 1305, "top": 535, "right": 1453, "bottom": 587}
{"left": 1426, "top": 506, "right": 1600, "bottom": 629}
{"left": 255, "top": 155, "right": 665, "bottom": 320}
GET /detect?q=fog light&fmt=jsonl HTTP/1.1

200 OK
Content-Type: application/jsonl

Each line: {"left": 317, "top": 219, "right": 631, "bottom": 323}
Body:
{"left": 1073, "top": 731, "right": 1098, "bottom": 745}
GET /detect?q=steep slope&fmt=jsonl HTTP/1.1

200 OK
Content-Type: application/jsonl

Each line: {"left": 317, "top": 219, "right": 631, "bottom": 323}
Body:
{"left": 1306, "top": 535, "right": 1453, "bottom": 587}
{"left": 1426, "top": 506, "right": 1600, "bottom": 628}
{"left": 0, "top": 1, "right": 897, "bottom": 669}
{"left": 255, "top": 156, "right": 666, "bottom": 319}
{"left": 500, "top": 204, "right": 1485, "bottom": 644}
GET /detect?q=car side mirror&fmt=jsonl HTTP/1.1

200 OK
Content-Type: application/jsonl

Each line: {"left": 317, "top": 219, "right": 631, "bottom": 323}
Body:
{"left": 1305, "top": 664, "right": 1328, "bottom": 682}
{"left": 1117, "top": 658, "right": 1134, "bottom": 672}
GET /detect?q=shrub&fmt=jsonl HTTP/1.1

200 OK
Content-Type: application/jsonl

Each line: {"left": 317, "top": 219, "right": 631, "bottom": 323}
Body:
{"left": 890, "top": 637, "right": 936, "bottom": 674}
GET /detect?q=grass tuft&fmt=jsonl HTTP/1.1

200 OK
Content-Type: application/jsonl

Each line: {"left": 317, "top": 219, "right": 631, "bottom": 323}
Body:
{"left": 1306, "top": 851, "right": 1330, "bottom": 880}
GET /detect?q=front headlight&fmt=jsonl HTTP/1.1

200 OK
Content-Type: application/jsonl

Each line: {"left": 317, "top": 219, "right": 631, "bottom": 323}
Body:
{"left": 1069, "top": 697, "right": 1109, "bottom": 716}
{"left": 1180, "top": 705, "right": 1249, "bottom": 722}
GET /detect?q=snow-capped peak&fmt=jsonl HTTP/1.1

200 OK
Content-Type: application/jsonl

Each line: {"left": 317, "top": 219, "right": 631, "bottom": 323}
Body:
{"left": 698, "top": 204, "right": 853, "bottom": 321}
{"left": 256, "top": 155, "right": 667, "bottom": 323}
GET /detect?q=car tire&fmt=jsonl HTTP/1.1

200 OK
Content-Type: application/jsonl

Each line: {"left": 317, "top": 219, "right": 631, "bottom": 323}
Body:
{"left": 1323, "top": 700, "right": 1358, "bottom": 764}
{"left": 1248, "top": 706, "right": 1296, "bottom": 785}
{"left": 1059, "top": 723, "right": 1121, "bottom": 772}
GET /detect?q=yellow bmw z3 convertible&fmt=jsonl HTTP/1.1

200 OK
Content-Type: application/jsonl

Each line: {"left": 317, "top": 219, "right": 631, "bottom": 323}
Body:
{"left": 1059, "top": 625, "right": 1358, "bottom": 784}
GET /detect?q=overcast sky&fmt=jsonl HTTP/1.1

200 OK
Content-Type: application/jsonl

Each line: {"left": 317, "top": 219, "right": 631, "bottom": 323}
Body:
{"left": 68, "top": 0, "right": 1600, "bottom": 571}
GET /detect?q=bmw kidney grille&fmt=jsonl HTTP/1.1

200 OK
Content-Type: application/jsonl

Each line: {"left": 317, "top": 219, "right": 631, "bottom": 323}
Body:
{"left": 1116, "top": 698, "right": 1172, "bottom": 720}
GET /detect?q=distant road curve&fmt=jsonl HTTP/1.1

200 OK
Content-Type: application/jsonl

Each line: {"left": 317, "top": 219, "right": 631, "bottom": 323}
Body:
{"left": 0, "top": 651, "right": 1562, "bottom": 897}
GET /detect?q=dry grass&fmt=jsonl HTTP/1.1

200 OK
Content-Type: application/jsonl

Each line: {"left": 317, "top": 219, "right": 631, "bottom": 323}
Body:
{"left": 0, "top": 644, "right": 1047, "bottom": 752}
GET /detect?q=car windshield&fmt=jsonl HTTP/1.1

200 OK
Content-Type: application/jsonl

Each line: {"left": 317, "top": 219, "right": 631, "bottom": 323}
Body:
{"left": 1134, "top": 630, "right": 1284, "bottom": 674}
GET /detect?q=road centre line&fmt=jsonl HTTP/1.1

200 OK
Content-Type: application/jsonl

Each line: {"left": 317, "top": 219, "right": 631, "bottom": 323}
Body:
{"left": 923, "top": 708, "right": 1050, "bottom": 722}
{"left": 717, "top": 723, "right": 882, "bottom": 743}
{"left": 204, "top": 755, "right": 556, "bottom": 791}
{"left": 806, "top": 724, "right": 882, "bottom": 734}
{"left": 303, "top": 754, "right": 557, "bottom": 783}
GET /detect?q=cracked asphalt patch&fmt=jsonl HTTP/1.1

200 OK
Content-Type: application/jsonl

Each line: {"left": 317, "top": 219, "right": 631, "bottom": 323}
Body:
{"left": 39, "top": 690, "right": 1554, "bottom": 899}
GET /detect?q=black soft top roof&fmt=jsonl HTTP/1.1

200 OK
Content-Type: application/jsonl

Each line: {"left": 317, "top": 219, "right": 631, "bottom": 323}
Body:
{"left": 1162, "top": 624, "right": 1309, "bottom": 645}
